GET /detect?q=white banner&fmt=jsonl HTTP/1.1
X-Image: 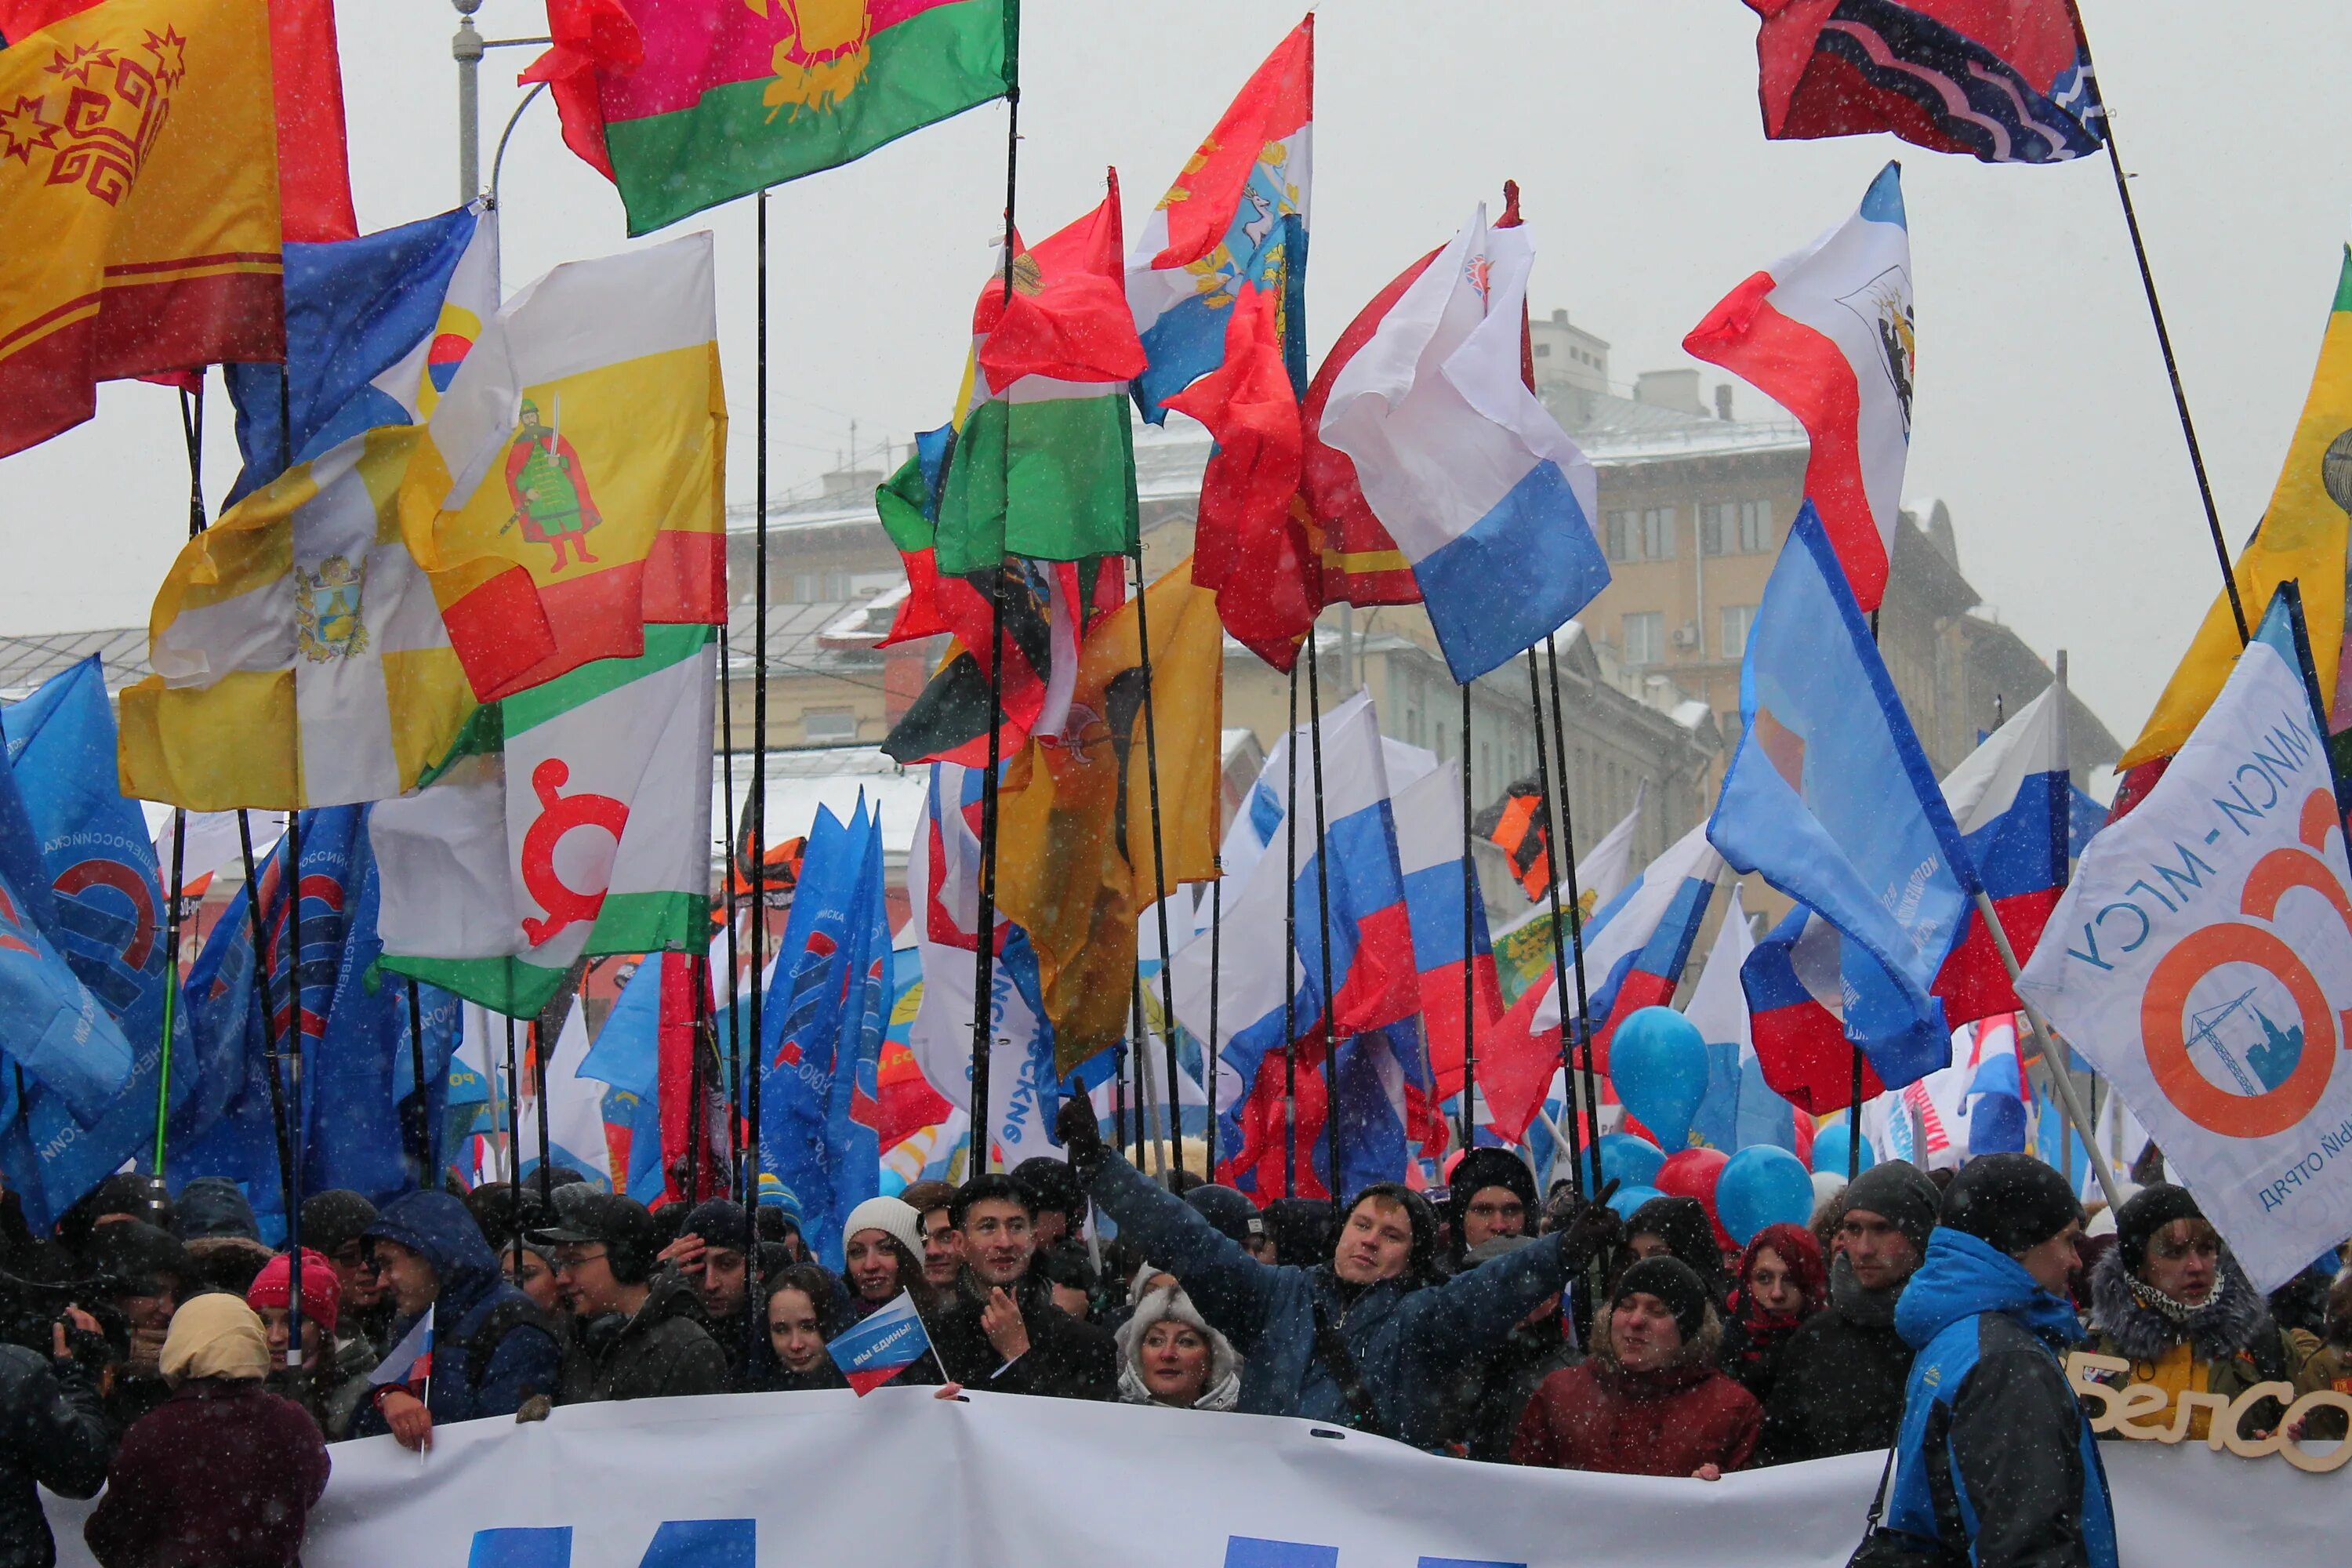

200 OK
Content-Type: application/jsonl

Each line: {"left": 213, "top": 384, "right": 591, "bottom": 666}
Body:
{"left": 2020, "top": 633, "right": 2352, "bottom": 1288}
{"left": 45, "top": 1390, "right": 2341, "bottom": 1568}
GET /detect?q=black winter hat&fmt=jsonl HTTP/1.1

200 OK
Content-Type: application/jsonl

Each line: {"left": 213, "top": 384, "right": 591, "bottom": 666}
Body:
{"left": 170, "top": 1177, "right": 260, "bottom": 1243}
{"left": 1839, "top": 1160, "right": 1942, "bottom": 1257}
{"left": 1011, "top": 1156, "right": 1085, "bottom": 1218}
{"left": 531, "top": 1192, "right": 660, "bottom": 1283}
{"left": 1446, "top": 1149, "right": 1538, "bottom": 1232}
{"left": 2113, "top": 1184, "right": 2205, "bottom": 1275}
{"left": 299, "top": 1191, "right": 379, "bottom": 1258}
{"left": 1940, "top": 1153, "right": 2083, "bottom": 1258}
{"left": 1183, "top": 1184, "right": 1266, "bottom": 1248}
{"left": 681, "top": 1199, "right": 752, "bottom": 1250}
{"left": 1615, "top": 1256, "right": 1711, "bottom": 1343}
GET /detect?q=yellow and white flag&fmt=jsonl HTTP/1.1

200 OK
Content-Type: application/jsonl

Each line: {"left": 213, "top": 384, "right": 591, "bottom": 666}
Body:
{"left": 119, "top": 427, "right": 476, "bottom": 810}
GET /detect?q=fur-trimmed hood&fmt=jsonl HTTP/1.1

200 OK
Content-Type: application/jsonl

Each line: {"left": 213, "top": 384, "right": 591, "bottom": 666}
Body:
{"left": 1592, "top": 1301, "right": 1726, "bottom": 1387}
{"left": 1116, "top": 1283, "right": 1243, "bottom": 1411}
{"left": 2088, "top": 1243, "right": 2267, "bottom": 1364}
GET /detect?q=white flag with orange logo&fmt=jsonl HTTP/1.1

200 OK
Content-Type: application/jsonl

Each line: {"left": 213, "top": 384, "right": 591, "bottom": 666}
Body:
{"left": 2019, "top": 590, "right": 2352, "bottom": 1289}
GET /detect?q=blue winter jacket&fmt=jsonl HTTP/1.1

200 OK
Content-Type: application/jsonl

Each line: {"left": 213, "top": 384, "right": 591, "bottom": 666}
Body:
{"left": 1088, "top": 1153, "right": 1573, "bottom": 1448}
{"left": 350, "top": 1192, "right": 560, "bottom": 1436}
{"left": 1888, "top": 1230, "right": 2118, "bottom": 1568}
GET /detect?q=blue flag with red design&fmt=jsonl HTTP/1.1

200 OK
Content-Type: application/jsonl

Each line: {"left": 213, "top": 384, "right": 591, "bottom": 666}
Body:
{"left": 759, "top": 799, "right": 887, "bottom": 1271}
{"left": 0, "top": 657, "right": 191, "bottom": 1225}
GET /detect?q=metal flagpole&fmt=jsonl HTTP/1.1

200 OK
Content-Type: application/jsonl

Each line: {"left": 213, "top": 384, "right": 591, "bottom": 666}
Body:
{"left": 1542, "top": 634, "right": 1603, "bottom": 1184}
{"left": 1971, "top": 890, "right": 2125, "bottom": 1210}
{"left": 532, "top": 1017, "right": 554, "bottom": 1207}
{"left": 273, "top": 362, "right": 308, "bottom": 1374}
{"left": 745, "top": 185, "right": 774, "bottom": 1203}
{"left": 1130, "top": 547, "right": 1187, "bottom": 1184}
{"left": 1206, "top": 867, "right": 1222, "bottom": 1174}
{"left": 406, "top": 981, "right": 430, "bottom": 1181}
{"left": 234, "top": 807, "right": 295, "bottom": 1224}
{"left": 1458, "top": 684, "right": 1476, "bottom": 1149}
{"left": 503, "top": 1017, "right": 524, "bottom": 1274}
{"left": 2067, "top": 12, "right": 2249, "bottom": 643}
{"left": 1524, "top": 649, "right": 1588, "bottom": 1196}
{"left": 1282, "top": 661, "right": 1301, "bottom": 1196}
{"left": 718, "top": 626, "right": 745, "bottom": 1197}
{"left": 1305, "top": 635, "right": 1341, "bottom": 1200}
{"left": 967, "top": 87, "right": 1022, "bottom": 1178}
{"left": 153, "top": 383, "right": 209, "bottom": 1174}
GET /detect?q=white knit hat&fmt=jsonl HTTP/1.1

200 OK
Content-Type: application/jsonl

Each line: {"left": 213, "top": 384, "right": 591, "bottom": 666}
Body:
{"left": 841, "top": 1195, "right": 926, "bottom": 1262}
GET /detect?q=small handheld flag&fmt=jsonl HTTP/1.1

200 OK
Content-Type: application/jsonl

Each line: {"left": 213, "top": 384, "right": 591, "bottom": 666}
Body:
{"left": 370, "top": 1313, "right": 434, "bottom": 1392}
{"left": 826, "top": 1290, "right": 934, "bottom": 1396}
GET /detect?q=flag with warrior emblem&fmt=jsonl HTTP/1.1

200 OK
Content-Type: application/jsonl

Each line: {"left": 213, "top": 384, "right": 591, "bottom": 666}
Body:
{"left": 398, "top": 233, "right": 726, "bottom": 703}
{"left": 371, "top": 626, "right": 716, "bottom": 1020}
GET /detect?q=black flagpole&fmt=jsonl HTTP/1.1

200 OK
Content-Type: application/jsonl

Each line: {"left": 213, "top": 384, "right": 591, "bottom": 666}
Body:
{"left": 503, "top": 1015, "right": 523, "bottom": 1274}
{"left": 234, "top": 811, "right": 295, "bottom": 1225}
{"left": 1542, "top": 634, "right": 1604, "bottom": 1186}
{"left": 1524, "top": 648, "right": 1587, "bottom": 1196}
{"left": 532, "top": 1017, "right": 554, "bottom": 1207}
{"left": 1206, "top": 866, "right": 1222, "bottom": 1174}
{"left": 2068, "top": 13, "right": 2249, "bottom": 641}
{"left": 274, "top": 365, "right": 307, "bottom": 1376}
{"left": 1458, "top": 683, "right": 1475, "bottom": 1150}
{"left": 406, "top": 980, "right": 430, "bottom": 1181}
{"left": 746, "top": 187, "right": 772, "bottom": 1203}
{"left": 154, "top": 383, "right": 209, "bottom": 1175}
{"left": 1129, "top": 548, "right": 1186, "bottom": 1184}
{"left": 1305, "top": 634, "right": 1340, "bottom": 1202}
{"left": 968, "top": 82, "right": 1022, "bottom": 1178}
{"left": 717, "top": 622, "right": 744, "bottom": 1198}
{"left": 1281, "top": 661, "right": 1301, "bottom": 1197}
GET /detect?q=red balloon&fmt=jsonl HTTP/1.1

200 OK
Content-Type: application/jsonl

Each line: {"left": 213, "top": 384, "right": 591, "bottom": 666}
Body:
{"left": 1654, "top": 1147, "right": 1733, "bottom": 1250}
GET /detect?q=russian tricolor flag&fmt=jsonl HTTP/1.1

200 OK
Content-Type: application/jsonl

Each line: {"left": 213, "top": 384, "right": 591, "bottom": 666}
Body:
{"left": 1931, "top": 684, "right": 2071, "bottom": 1022}
{"left": 1392, "top": 758, "right": 1501, "bottom": 1113}
{"left": 1319, "top": 205, "right": 1611, "bottom": 683}
{"left": 1685, "top": 162, "right": 1912, "bottom": 612}
{"left": 826, "top": 1290, "right": 934, "bottom": 1396}
{"left": 1169, "top": 691, "right": 1418, "bottom": 1198}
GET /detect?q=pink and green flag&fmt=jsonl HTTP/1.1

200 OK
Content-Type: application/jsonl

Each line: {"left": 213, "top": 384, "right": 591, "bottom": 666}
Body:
{"left": 534, "top": 0, "right": 1018, "bottom": 237}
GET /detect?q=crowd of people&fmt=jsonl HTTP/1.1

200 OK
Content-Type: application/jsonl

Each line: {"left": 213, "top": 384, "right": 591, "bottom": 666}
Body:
{"left": 0, "top": 1098, "right": 2346, "bottom": 1568}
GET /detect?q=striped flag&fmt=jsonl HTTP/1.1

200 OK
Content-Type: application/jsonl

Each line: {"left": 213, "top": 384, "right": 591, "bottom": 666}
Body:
{"left": 826, "top": 1289, "right": 932, "bottom": 1396}
{"left": 369, "top": 1312, "right": 434, "bottom": 1392}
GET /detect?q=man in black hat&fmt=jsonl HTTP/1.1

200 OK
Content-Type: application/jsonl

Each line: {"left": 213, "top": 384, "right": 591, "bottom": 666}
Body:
{"left": 654, "top": 1198, "right": 760, "bottom": 1388}
{"left": 534, "top": 1193, "right": 727, "bottom": 1404}
{"left": 1875, "top": 1154, "right": 2114, "bottom": 1568}
{"left": 1759, "top": 1160, "right": 1940, "bottom": 1464}
{"left": 1444, "top": 1149, "right": 1537, "bottom": 1271}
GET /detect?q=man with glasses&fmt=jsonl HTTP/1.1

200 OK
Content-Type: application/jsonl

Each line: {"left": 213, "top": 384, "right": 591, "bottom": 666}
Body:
{"left": 1443, "top": 1149, "right": 1537, "bottom": 1272}
{"left": 534, "top": 1194, "right": 727, "bottom": 1405}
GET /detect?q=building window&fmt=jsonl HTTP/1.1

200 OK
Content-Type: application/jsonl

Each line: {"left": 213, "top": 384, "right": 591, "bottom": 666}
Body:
{"left": 1604, "top": 507, "right": 1676, "bottom": 563}
{"left": 1737, "top": 499, "right": 1772, "bottom": 554}
{"left": 1534, "top": 343, "right": 1552, "bottom": 358}
{"left": 1700, "top": 500, "right": 1773, "bottom": 557}
{"left": 1622, "top": 612, "right": 1664, "bottom": 667}
{"left": 803, "top": 709, "right": 858, "bottom": 745}
{"left": 1719, "top": 604, "right": 1758, "bottom": 660}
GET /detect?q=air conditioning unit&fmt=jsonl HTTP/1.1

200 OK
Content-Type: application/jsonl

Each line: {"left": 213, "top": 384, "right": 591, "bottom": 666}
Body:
{"left": 1671, "top": 625, "right": 1700, "bottom": 650}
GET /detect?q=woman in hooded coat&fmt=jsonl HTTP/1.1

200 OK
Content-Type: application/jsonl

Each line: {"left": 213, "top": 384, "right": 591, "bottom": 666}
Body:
{"left": 1720, "top": 1221, "right": 1828, "bottom": 1404}
{"left": 85, "top": 1296, "right": 329, "bottom": 1568}
{"left": 1115, "top": 1283, "right": 1243, "bottom": 1411}
{"left": 2083, "top": 1185, "right": 2335, "bottom": 1439}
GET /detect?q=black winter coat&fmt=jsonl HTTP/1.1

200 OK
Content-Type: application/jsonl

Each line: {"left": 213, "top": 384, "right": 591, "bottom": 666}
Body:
{"left": 0, "top": 1345, "right": 111, "bottom": 1568}
{"left": 931, "top": 1274, "right": 1116, "bottom": 1400}
{"left": 1758, "top": 1257, "right": 1915, "bottom": 1465}
{"left": 559, "top": 1276, "right": 729, "bottom": 1404}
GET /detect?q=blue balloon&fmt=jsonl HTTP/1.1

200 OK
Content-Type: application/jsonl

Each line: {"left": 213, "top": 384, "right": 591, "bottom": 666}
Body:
{"left": 1610, "top": 1007, "right": 1710, "bottom": 1152}
{"left": 1810, "top": 1120, "right": 1877, "bottom": 1178}
{"left": 1606, "top": 1184, "right": 1664, "bottom": 1221}
{"left": 1598, "top": 1132, "right": 1665, "bottom": 1191}
{"left": 1717, "top": 1145, "right": 1818, "bottom": 1244}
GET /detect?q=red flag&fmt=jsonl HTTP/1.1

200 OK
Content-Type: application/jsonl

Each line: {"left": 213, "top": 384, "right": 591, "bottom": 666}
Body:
{"left": 655, "top": 953, "right": 722, "bottom": 1203}
{"left": 271, "top": 0, "right": 356, "bottom": 241}
{"left": 1165, "top": 282, "right": 1312, "bottom": 670}
{"left": 976, "top": 172, "right": 1146, "bottom": 389}
{"left": 522, "top": 0, "right": 641, "bottom": 184}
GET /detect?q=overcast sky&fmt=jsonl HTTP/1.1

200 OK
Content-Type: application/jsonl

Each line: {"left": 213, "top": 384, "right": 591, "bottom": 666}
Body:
{"left": 5, "top": 0, "right": 2350, "bottom": 747}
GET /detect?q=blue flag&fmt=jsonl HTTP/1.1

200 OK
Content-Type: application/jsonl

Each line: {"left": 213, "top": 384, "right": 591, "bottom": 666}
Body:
{"left": 0, "top": 659, "right": 193, "bottom": 1221}
{"left": 1708, "top": 506, "right": 1980, "bottom": 1096}
{"left": 760, "top": 801, "right": 886, "bottom": 1271}
{"left": 223, "top": 205, "right": 492, "bottom": 504}
{"left": 176, "top": 807, "right": 459, "bottom": 1225}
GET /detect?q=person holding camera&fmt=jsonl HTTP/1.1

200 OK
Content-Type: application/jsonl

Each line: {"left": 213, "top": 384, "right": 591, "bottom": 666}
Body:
{"left": 0, "top": 1297, "right": 113, "bottom": 1568}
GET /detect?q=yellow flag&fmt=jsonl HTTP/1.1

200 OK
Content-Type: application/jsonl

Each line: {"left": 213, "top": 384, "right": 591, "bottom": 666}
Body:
{"left": 119, "top": 429, "right": 477, "bottom": 810}
{"left": 0, "top": 0, "right": 281, "bottom": 457}
{"left": 2122, "top": 249, "right": 2352, "bottom": 768}
{"left": 996, "top": 559, "right": 1225, "bottom": 1072}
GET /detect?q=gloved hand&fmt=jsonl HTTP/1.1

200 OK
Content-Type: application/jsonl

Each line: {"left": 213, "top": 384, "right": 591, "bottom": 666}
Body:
{"left": 1553, "top": 1179, "right": 1624, "bottom": 1272}
{"left": 1055, "top": 1091, "right": 1108, "bottom": 1186}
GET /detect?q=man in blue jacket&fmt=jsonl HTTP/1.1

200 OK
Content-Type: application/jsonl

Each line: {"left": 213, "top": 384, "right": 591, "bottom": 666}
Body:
{"left": 1881, "top": 1153, "right": 2115, "bottom": 1568}
{"left": 355, "top": 1191, "right": 561, "bottom": 1450}
{"left": 1055, "top": 1098, "right": 1619, "bottom": 1448}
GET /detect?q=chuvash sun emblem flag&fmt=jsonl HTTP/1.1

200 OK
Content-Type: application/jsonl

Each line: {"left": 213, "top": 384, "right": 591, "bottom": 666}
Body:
{"left": 2020, "top": 585, "right": 2352, "bottom": 1291}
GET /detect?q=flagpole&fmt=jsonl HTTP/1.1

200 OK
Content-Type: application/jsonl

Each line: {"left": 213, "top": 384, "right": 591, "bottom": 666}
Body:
{"left": 1130, "top": 969, "right": 1171, "bottom": 1175}
{"left": 406, "top": 980, "right": 430, "bottom": 1181}
{"left": 1206, "top": 865, "right": 1221, "bottom": 1174}
{"left": 275, "top": 362, "right": 309, "bottom": 1377}
{"left": 967, "top": 82, "right": 1022, "bottom": 1178}
{"left": 1542, "top": 634, "right": 1603, "bottom": 1185}
{"left": 531, "top": 1017, "right": 554, "bottom": 1206}
{"left": 233, "top": 818, "right": 296, "bottom": 1237}
{"left": 1129, "top": 547, "right": 1186, "bottom": 1184}
{"left": 1523, "top": 648, "right": 1588, "bottom": 1197}
{"left": 1849, "top": 612, "right": 1884, "bottom": 1180}
{"left": 685, "top": 975, "right": 708, "bottom": 1203}
{"left": 718, "top": 626, "right": 744, "bottom": 1197}
{"left": 503, "top": 1014, "right": 523, "bottom": 1275}
{"left": 1281, "top": 660, "right": 1301, "bottom": 1197}
{"left": 153, "top": 383, "right": 209, "bottom": 1174}
{"left": 1969, "top": 889, "right": 2125, "bottom": 1210}
{"left": 1305, "top": 633, "right": 1341, "bottom": 1201}
{"left": 2067, "top": 12, "right": 2249, "bottom": 642}
{"left": 747, "top": 183, "right": 774, "bottom": 1193}
{"left": 1458, "top": 683, "right": 1476, "bottom": 1150}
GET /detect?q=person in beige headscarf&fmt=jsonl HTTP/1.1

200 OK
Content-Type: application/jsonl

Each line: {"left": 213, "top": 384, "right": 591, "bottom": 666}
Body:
{"left": 85, "top": 1295, "right": 331, "bottom": 1568}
